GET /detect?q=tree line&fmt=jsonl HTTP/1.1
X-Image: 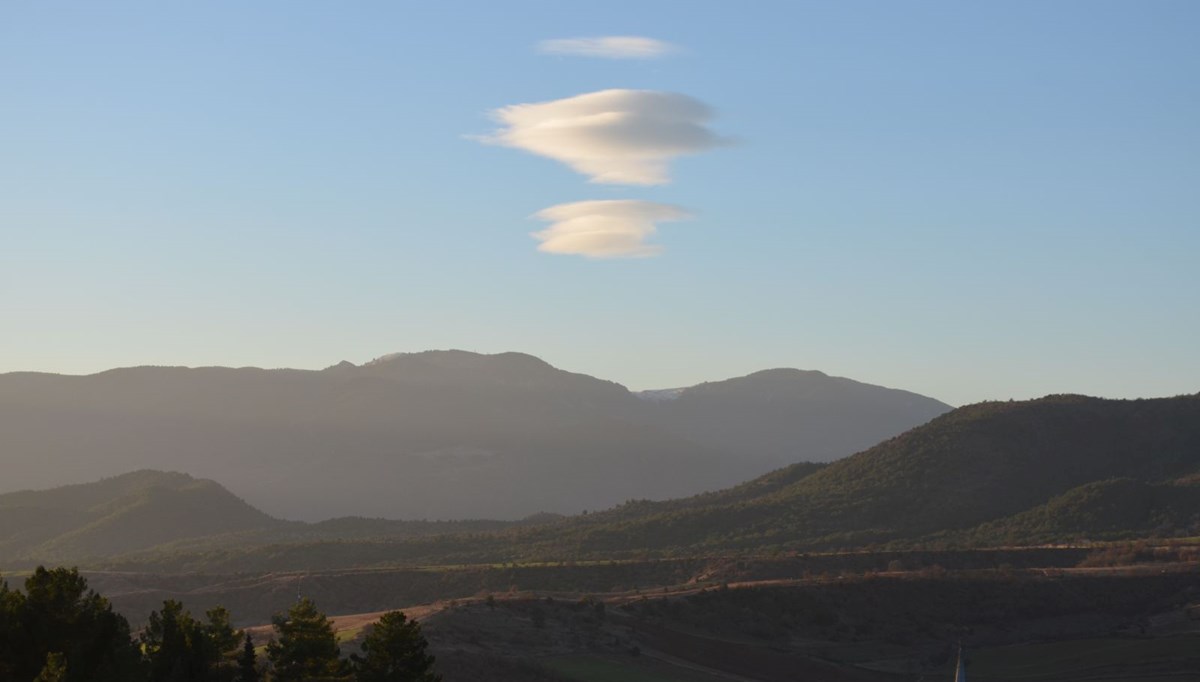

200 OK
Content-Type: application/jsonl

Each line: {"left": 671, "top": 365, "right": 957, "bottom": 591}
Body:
{"left": 0, "top": 567, "right": 440, "bottom": 682}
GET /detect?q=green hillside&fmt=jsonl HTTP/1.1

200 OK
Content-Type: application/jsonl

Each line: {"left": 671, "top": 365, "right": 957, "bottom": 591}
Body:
{"left": 0, "top": 471, "right": 553, "bottom": 569}
{"left": 961, "top": 477, "right": 1200, "bottom": 544}
{"left": 0, "top": 471, "right": 283, "bottom": 562}
{"left": 8, "top": 394, "right": 1200, "bottom": 572}
{"left": 531, "top": 393, "right": 1200, "bottom": 553}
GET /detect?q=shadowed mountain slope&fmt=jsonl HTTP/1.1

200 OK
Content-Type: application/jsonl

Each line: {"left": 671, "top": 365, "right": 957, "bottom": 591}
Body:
{"left": 0, "top": 471, "right": 282, "bottom": 562}
{"left": 642, "top": 368, "right": 951, "bottom": 466}
{"left": 0, "top": 351, "right": 949, "bottom": 520}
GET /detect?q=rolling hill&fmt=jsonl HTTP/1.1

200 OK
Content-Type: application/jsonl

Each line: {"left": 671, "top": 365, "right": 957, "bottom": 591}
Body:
{"left": 17, "top": 392, "right": 1195, "bottom": 573}
{"left": 0, "top": 350, "right": 950, "bottom": 520}
{"left": 0, "top": 471, "right": 281, "bottom": 562}
{"left": 524, "top": 393, "right": 1200, "bottom": 555}
{"left": 0, "top": 470, "right": 556, "bottom": 567}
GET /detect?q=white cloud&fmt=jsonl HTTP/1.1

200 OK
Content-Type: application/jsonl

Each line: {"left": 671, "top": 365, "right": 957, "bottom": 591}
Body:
{"left": 532, "top": 199, "right": 690, "bottom": 258}
{"left": 537, "top": 36, "right": 678, "bottom": 60}
{"left": 479, "top": 89, "right": 727, "bottom": 186}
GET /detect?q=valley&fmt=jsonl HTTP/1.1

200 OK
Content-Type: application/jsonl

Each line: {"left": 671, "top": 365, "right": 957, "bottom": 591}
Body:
{"left": 64, "top": 549, "right": 1198, "bottom": 681}
{"left": 3, "top": 360, "right": 1198, "bottom": 681}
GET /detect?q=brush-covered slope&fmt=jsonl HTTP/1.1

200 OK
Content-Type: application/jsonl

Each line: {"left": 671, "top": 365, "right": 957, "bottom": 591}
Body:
{"left": 961, "top": 478, "right": 1200, "bottom": 544}
{"left": 519, "top": 394, "right": 1200, "bottom": 554}
{"left": 0, "top": 471, "right": 282, "bottom": 561}
{"left": 0, "top": 351, "right": 948, "bottom": 520}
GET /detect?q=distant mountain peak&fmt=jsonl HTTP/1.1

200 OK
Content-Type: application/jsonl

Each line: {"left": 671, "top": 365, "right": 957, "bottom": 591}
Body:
{"left": 749, "top": 367, "right": 829, "bottom": 378}
{"left": 364, "top": 349, "right": 549, "bottom": 368}
{"left": 635, "top": 388, "right": 686, "bottom": 402}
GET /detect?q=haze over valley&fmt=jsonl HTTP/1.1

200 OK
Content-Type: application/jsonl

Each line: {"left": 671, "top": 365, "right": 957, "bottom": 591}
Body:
{"left": 0, "top": 350, "right": 950, "bottom": 520}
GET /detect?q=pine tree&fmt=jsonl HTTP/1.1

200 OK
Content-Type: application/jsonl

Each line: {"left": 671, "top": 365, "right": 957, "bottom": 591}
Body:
{"left": 266, "top": 598, "right": 347, "bottom": 682}
{"left": 350, "top": 610, "right": 441, "bottom": 682}
{"left": 143, "top": 600, "right": 245, "bottom": 682}
{"left": 0, "top": 577, "right": 23, "bottom": 681}
{"left": 236, "top": 632, "right": 259, "bottom": 682}
{"left": 142, "top": 600, "right": 192, "bottom": 681}
{"left": 20, "top": 567, "right": 145, "bottom": 682}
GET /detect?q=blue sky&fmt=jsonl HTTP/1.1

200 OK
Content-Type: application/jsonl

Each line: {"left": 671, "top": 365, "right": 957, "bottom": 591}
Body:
{"left": 2, "top": 1, "right": 1197, "bottom": 405}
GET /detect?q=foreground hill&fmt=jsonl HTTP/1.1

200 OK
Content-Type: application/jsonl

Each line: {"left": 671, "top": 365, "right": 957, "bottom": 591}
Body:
{"left": 528, "top": 393, "right": 1200, "bottom": 555}
{"left": 0, "top": 351, "right": 949, "bottom": 519}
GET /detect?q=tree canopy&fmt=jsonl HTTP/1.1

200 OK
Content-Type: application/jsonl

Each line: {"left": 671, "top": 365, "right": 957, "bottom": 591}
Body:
{"left": 0, "top": 567, "right": 144, "bottom": 682}
{"left": 266, "top": 598, "right": 348, "bottom": 682}
{"left": 0, "top": 568, "right": 441, "bottom": 682}
{"left": 351, "top": 610, "right": 441, "bottom": 682}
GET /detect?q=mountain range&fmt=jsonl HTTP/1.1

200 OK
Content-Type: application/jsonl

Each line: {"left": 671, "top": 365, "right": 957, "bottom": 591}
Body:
{"left": 0, "top": 350, "right": 950, "bottom": 519}
{"left": 2, "top": 393, "right": 1197, "bottom": 572}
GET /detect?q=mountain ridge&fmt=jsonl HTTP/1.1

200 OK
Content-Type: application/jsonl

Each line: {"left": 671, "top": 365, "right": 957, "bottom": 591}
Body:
{"left": 0, "top": 351, "right": 950, "bottom": 520}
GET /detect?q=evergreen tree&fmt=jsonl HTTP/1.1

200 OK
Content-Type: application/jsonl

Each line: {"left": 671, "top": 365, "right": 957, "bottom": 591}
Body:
{"left": 205, "top": 606, "right": 243, "bottom": 681}
{"left": 236, "top": 632, "right": 259, "bottom": 682}
{"left": 350, "top": 611, "right": 441, "bottom": 682}
{"left": 266, "top": 598, "right": 348, "bottom": 682}
{"left": 142, "top": 600, "right": 194, "bottom": 681}
{"left": 0, "top": 576, "right": 23, "bottom": 681}
{"left": 205, "top": 607, "right": 241, "bottom": 657}
{"left": 142, "top": 600, "right": 244, "bottom": 682}
{"left": 18, "top": 566, "right": 145, "bottom": 682}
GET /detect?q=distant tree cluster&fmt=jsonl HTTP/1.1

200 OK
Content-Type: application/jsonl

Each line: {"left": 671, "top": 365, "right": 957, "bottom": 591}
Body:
{"left": 0, "top": 567, "right": 440, "bottom": 682}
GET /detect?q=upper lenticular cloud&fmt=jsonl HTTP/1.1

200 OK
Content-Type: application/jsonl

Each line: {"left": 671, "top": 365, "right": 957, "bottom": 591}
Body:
{"left": 480, "top": 89, "right": 727, "bottom": 186}
{"left": 537, "top": 36, "right": 678, "bottom": 60}
{"left": 532, "top": 199, "right": 690, "bottom": 258}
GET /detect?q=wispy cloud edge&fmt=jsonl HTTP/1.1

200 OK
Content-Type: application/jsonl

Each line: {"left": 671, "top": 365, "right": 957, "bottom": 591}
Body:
{"left": 531, "top": 199, "right": 691, "bottom": 259}
{"left": 537, "top": 36, "right": 678, "bottom": 60}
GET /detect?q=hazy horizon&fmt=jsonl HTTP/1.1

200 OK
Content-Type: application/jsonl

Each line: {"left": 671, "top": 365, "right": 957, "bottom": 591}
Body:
{"left": 3, "top": 348, "right": 1199, "bottom": 408}
{"left": 4, "top": 1, "right": 1198, "bottom": 407}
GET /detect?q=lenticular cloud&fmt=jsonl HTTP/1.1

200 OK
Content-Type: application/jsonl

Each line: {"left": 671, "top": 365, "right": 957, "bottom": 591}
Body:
{"left": 537, "top": 36, "right": 678, "bottom": 60}
{"left": 481, "top": 89, "right": 726, "bottom": 186}
{"left": 532, "top": 200, "right": 690, "bottom": 258}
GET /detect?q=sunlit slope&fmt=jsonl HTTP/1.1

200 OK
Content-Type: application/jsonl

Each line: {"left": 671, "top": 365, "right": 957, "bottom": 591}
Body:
{"left": 0, "top": 471, "right": 281, "bottom": 561}
{"left": 523, "top": 394, "right": 1200, "bottom": 553}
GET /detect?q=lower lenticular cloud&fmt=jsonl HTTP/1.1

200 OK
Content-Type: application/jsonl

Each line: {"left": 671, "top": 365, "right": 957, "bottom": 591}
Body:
{"left": 537, "top": 36, "right": 678, "bottom": 60}
{"left": 481, "top": 89, "right": 726, "bottom": 185}
{"left": 532, "top": 200, "right": 690, "bottom": 258}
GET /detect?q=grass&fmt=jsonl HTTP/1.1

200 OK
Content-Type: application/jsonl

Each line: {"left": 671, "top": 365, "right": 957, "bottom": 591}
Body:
{"left": 335, "top": 625, "right": 364, "bottom": 644}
